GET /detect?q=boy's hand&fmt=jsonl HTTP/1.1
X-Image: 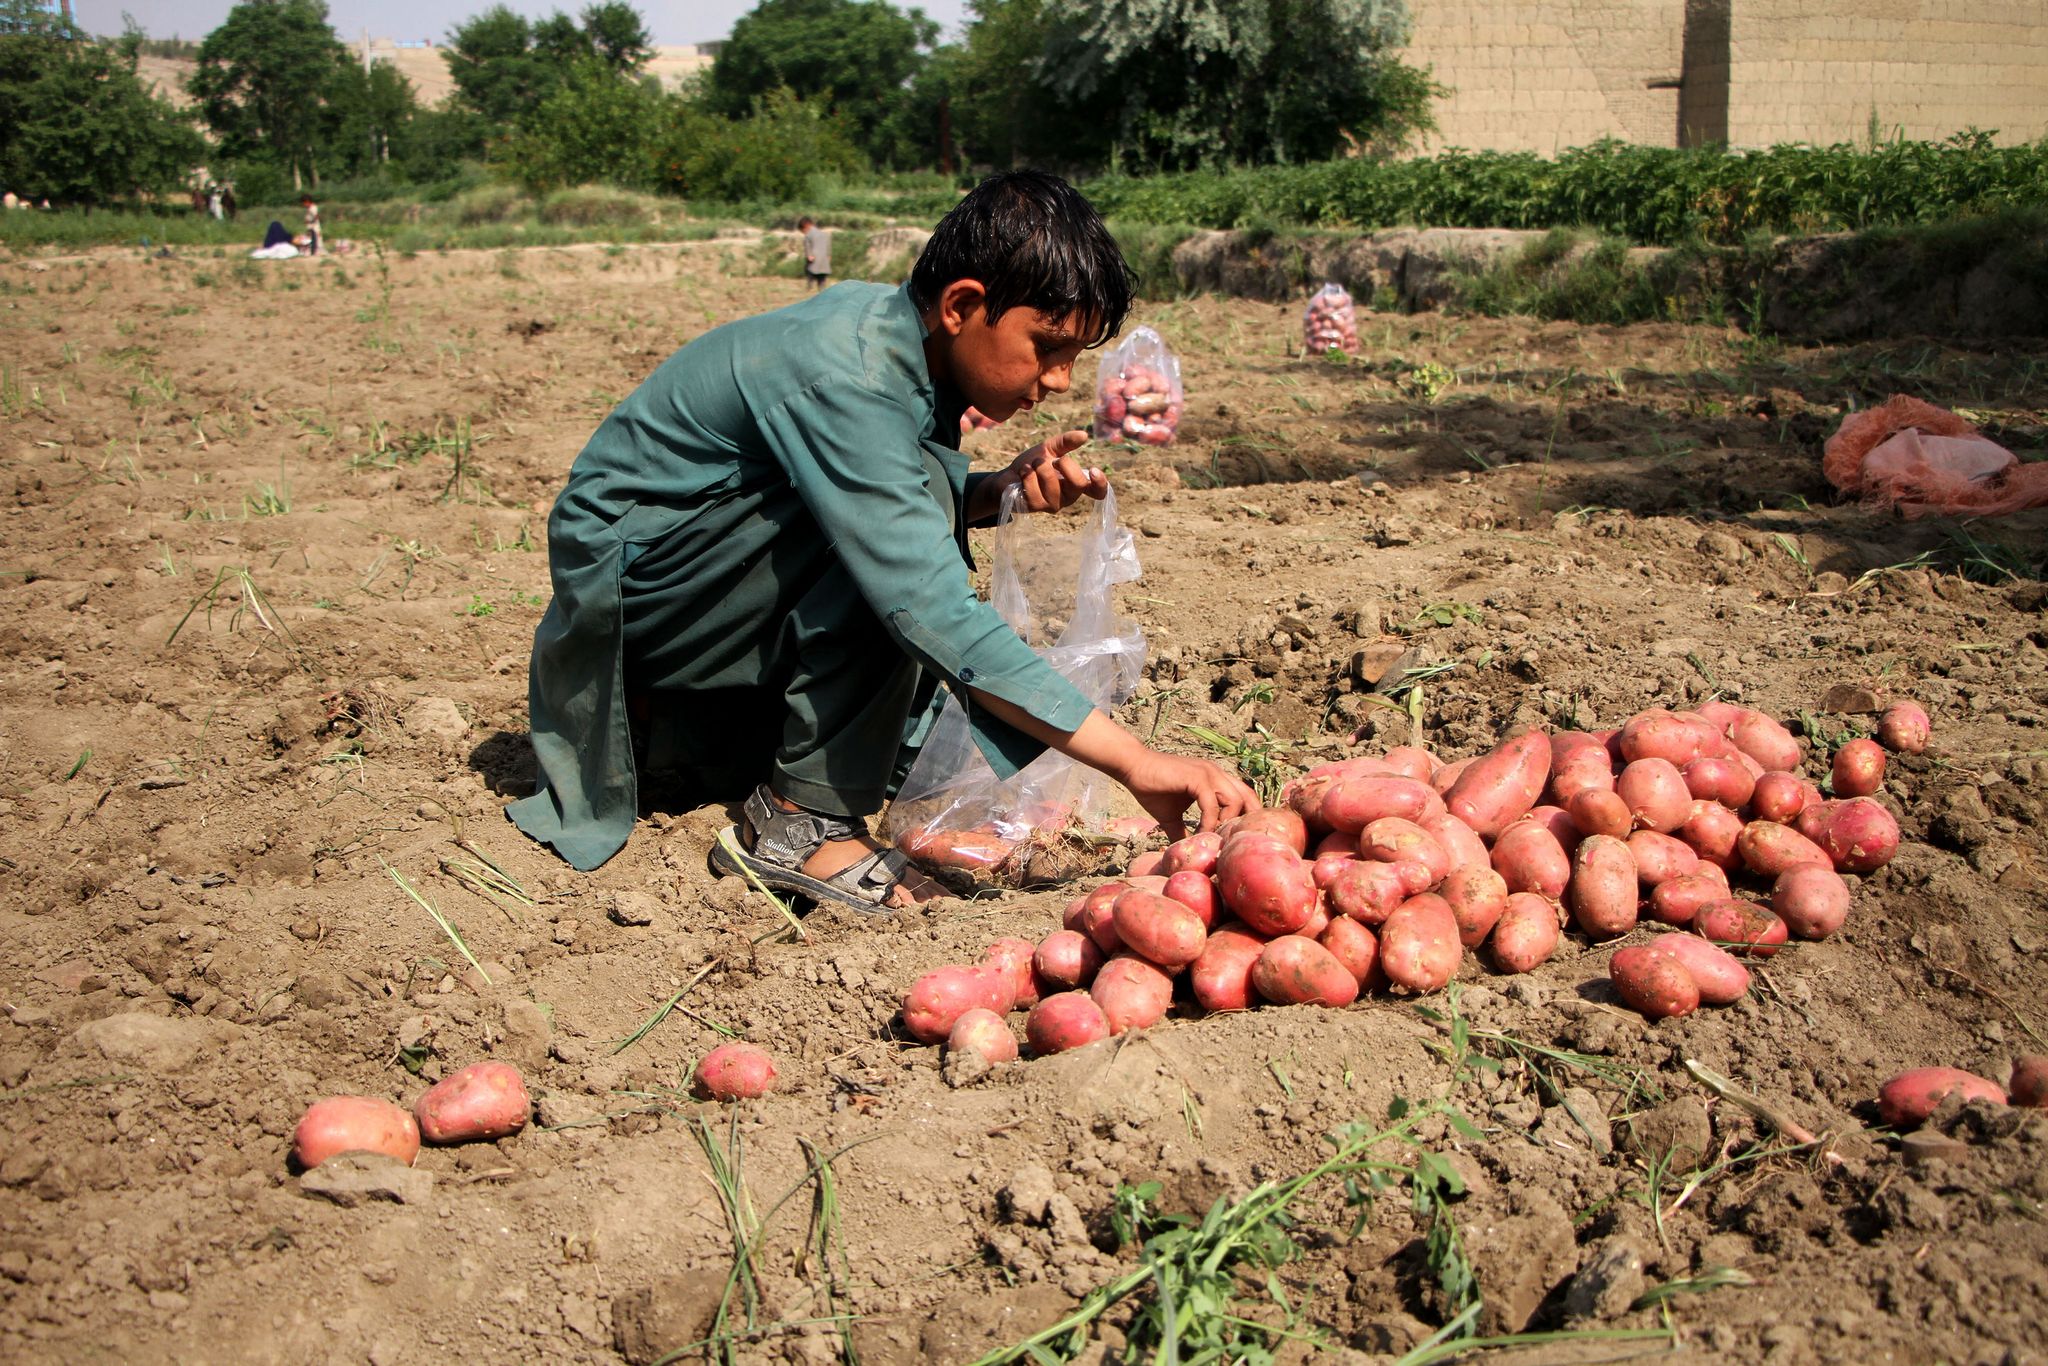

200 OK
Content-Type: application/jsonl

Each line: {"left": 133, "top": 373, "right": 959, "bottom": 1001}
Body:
{"left": 1009, "top": 430, "right": 1108, "bottom": 514}
{"left": 1114, "top": 749, "right": 1260, "bottom": 840}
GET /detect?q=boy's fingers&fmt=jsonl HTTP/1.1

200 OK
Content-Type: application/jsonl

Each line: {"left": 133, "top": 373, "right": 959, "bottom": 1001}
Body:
{"left": 1192, "top": 784, "right": 1220, "bottom": 834}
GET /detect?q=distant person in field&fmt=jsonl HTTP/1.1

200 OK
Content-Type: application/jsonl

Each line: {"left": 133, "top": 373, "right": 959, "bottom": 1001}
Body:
{"left": 206, "top": 184, "right": 223, "bottom": 220}
{"left": 799, "top": 215, "right": 830, "bottom": 290}
{"left": 2, "top": 191, "right": 18, "bottom": 211}
{"left": 220, "top": 184, "right": 237, "bottom": 221}
{"left": 301, "top": 194, "right": 321, "bottom": 255}
{"left": 510, "top": 171, "right": 1256, "bottom": 898}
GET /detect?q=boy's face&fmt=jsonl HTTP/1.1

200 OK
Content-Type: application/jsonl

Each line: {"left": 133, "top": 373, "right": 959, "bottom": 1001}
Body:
{"left": 932, "top": 283, "right": 1092, "bottom": 422}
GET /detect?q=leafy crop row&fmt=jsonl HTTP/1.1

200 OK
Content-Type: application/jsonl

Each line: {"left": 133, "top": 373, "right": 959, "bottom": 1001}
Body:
{"left": 1082, "top": 133, "right": 2048, "bottom": 245}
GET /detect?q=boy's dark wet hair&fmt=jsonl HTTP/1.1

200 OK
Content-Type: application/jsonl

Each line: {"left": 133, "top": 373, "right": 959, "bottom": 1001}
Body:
{"left": 910, "top": 170, "right": 1134, "bottom": 349}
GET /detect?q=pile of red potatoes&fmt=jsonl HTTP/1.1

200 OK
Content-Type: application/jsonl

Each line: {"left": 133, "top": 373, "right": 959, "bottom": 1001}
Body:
{"left": 901, "top": 699, "right": 1935, "bottom": 1064}
{"left": 290, "top": 1061, "right": 531, "bottom": 1170}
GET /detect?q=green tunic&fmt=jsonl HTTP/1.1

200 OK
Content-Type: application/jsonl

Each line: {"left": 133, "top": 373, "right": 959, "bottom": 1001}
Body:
{"left": 509, "top": 281, "right": 1097, "bottom": 870}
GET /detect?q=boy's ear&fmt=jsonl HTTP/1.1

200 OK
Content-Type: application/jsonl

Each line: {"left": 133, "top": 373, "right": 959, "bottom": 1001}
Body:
{"left": 932, "top": 279, "right": 989, "bottom": 337}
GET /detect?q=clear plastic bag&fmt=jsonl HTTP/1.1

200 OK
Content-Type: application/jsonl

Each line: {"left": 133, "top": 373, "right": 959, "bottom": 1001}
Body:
{"left": 1091, "top": 326, "right": 1183, "bottom": 447}
{"left": 885, "top": 485, "right": 1148, "bottom": 887}
{"left": 1303, "top": 282, "right": 1358, "bottom": 355}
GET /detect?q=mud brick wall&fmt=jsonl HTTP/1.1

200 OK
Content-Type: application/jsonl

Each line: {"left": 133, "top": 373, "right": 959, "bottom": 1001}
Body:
{"left": 1400, "top": 0, "right": 2048, "bottom": 154}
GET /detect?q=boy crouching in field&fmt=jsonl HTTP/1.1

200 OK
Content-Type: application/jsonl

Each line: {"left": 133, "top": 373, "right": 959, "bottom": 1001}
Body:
{"left": 509, "top": 171, "right": 1256, "bottom": 907}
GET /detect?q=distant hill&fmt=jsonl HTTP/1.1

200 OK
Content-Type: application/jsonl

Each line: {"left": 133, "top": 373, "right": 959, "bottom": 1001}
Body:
{"left": 131, "top": 42, "right": 715, "bottom": 111}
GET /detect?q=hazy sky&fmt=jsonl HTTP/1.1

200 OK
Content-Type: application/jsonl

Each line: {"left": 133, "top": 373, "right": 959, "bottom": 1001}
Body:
{"left": 75, "top": 0, "right": 973, "bottom": 47}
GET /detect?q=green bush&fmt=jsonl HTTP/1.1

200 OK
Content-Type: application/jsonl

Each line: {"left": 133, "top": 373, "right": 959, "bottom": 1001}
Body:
{"left": 658, "top": 88, "right": 867, "bottom": 204}
{"left": 538, "top": 185, "right": 661, "bottom": 226}
{"left": 443, "top": 182, "right": 531, "bottom": 225}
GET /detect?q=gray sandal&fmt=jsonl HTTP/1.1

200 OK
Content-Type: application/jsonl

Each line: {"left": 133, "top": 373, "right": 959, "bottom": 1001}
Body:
{"left": 709, "top": 785, "right": 914, "bottom": 913}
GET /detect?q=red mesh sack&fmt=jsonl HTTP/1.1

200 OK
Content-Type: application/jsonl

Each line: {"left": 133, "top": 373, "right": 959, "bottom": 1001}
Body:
{"left": 1823, "top": 395, "right": 2048, "bottom": 518}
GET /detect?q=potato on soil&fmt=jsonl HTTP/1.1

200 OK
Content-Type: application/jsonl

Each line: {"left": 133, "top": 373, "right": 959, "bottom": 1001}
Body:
{"left": 1728, "top": 709, "right": 1803, "bottom": 772}
{"left": 984, "top": 937, "right": 1040, "bottom": 1011}
{"left": 1381, "top": 746, "right": 1440, "bottom": 782}
{"left": 1444, "top": 730, "right": 1551, "bottom": 839}
{"left": 1430, "top": 756, "right": 1473, "bottom": 796}
{"left": 1749, "top": 772, "right": 1808, "bottom": 823}
{"left": 1831, "top": 737, "right": 1886, "bottom": 798}
{"left": 1878, "top": 701, "right": 1931, "bottom": 754}
{"left": 1217, "top": 836, "right": 1318, "bottom": 936}
{"left": 1065, "top": 880, "right": 1127, "bottom": 932}
{"left": 1420, "top": 811, "right": 1491, "bottom": 874}
{"left": 1319, "top": 916, "right": 1381, "bottom": 986}
{"left": 1609, "top": 944, "right": 1701, "bottom": 1019}
{"left": 1546, "top": 731, "right": 1616, "bottom": 805}
{"left": 1190, "top": 924, "right": 1268, "bottom": 1012}
{"left": 1091, "top": 955, "right": 1175, "bottom": 1034}
{"left": 291, "top": 1096, "right": 421, "bottom": 1171}
{"left": 902, "top": 965, "right": 1008, "bottom": 1043}
{"left": 1025, "top": 992, "right": 1111, "bottom": 1055}
{"left": 1033, "top": 930, "right": 1105, "bottom": 992}
{"left": 1378, "top": 893, "right": 1463, "bottom": 993}
{"left": 1810, "top": 797, "right": 1899, "bottom": 873}
{"left": 1620, "top": 710, "right": 1703, "bottom": 766}
{"left": 1735, "top": 820, "right": 1833, "bottom": 876}
{"left": 1125, "top": 849, "right": 1166, "bottom": 878}
{"left": 1520, "top": 805, "right": 1583, "bottom": 853}
{"left": 1771, "top": 866, "right": 1852, "bottom": 939}
{"left": 1567, "top": 788, "right": 1633, "bottom": 839}
{"left": 1615, "top": 758, "right": 1691, "bottom": 833}
{"left": 1681, "top": 756, "right": 1756, "bottom": 808}
{"left": 1440, "top": 865, "right": 1509, "bottom": 947}
{"left": 416, "top": 1061, "right": 532, "bottom": 1143}
{"left": 1488, "top": 893, "right": 1562, "bottom": 973}
{"left": 1567, "top": 833, "right": 1639, "bottom": 938}
{"left": 692, "top": 1044, "right": 778, "bottom": 1102}
{"left": 1224, "top": 807, "right": 1310, "bottom": 854}
{"left": 1252, "top": 935, "right": 1360, "bottom": 1007}
{"left": 2009, "top": 1056, "right": 2048, "bottom": 1108}
{"left": 1160, "top": 831, "right": 1223, "bottom": 876}
{"left": 1492, "top": 820, "right": 1570, "bottom": 899}
{"left": 1320, "top": 775, "right": 1443, "bottom": 833}
{"left": 1311, "top": 851, "right": 1357, "bottom": 889}
{"left": 1678, "top": 800, "right": 1743, "bottom": 869}
{"left": 1112, "top": 889, "right": 1208, "bottom": 969}
{"left": 1692, "top": 898, "right": 1789, "bottom": 957}
{"left": 1646, "top": 933, "right": 1750, "bottom": 1005}
{"left": 1326, "top": 859, "right": 1410, "bottom": 925}
{"left": 1878, "top": 1067, "right": 2007, "bottom": 1127}
{"left": 1626, "top": 829, "right": 1699, "bottom": 887}
{"left": 1163, "top": 870, "right": 1221, "bottom": 927}
{"left": 1648, "top": 872, "right": 1728, "bottom": 927}
{"left": 947, "top": 1008, "right": 1019, "bottom": 1066}
{"left": 1358, "top": 817, "right": 1450, "bottom": 886}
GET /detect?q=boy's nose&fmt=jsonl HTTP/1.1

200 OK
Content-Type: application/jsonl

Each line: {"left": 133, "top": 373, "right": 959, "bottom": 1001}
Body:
{"left": 1043, "top": 365, "right": 1073, "bottom": 394}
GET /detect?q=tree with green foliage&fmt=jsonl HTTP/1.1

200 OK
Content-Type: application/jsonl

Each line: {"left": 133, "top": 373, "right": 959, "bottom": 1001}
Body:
{"left": 444, "top": 2, "right": 651, "bottom": 128}
{"left": 657, "top": 86, "right": 867, "bottom": 201}
{"left": 324, "top": 58, "right": 419, "bottom": 175}
{"left": 0, "top": 17, "right": 205, "bottom": 203}
{"left": 504, "top": 58, "right": 664, "bottom": 192}
{"left": 188, "top": 0, "right": 351, "bottom": 188}
{"left": 705, "top": 0, "right": 936, "bottom": 167}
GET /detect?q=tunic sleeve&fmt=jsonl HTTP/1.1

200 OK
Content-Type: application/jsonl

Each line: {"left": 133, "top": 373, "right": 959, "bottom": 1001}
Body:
{"left": 753, "top": 376, "right": 1096, "bottom": 771}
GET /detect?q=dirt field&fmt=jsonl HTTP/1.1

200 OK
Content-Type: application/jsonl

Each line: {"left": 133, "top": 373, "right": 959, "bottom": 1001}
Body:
{"left": 1, "top": 241, "right": 2045, "bottom": 1365}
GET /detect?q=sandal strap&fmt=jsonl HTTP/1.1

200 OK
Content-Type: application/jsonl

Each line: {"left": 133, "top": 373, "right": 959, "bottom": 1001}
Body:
{"left": 818, "top": 846, "right": 913, "bottom": 899}
{"left": 741, "top": 785, "right": 861, "bottom": 867}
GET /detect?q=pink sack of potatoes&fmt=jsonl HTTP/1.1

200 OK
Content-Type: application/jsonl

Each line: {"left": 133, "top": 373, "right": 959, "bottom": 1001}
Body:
{"left": 1822, "top": 395, "right": 2048, "bottom": 518}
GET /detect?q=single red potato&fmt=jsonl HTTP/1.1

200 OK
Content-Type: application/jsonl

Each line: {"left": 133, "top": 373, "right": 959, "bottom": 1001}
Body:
{"left": 1620, "top": 710, "right": 1702, "bottom": 766}
{"left": 1567, "top": 833, "right": 1639, "bottom": 939}
{"left": 1224, "top": 808, "right": 1309, "bottom": 855}
{"left": 416, "top": 1061, "right": 531, "bottom": 1142}
{"left": 1674, "top": 711, "right": 1737, "bottom": 760}
{"left": 1112, "top": 889, "right": 1208, "bottom": 970}
{"left": 1521, "top": 805, "right": 1584, "bottom": 854}
{"left": 1749, "top": 772, "right": 1808, "bottom": 823}
{"left": 1735, "top": 820, "right": 1833, "bottom": 877}
{"left": 1692, "top": 898, "right": 1789, "bottom": 957}
{"left": 1191, "top": 924, "right": 1268, "bottom": 1012}
{"left": 1066, "top": 880, "right": 1128, "bottom": 932}
{"left": 1440, "top": 866, "right": 1510, "bottom": 948}
{"left": 1682, "top": 756, "right": 1756, "bottom": 809}
{"left": 1546, "top": 731, "right": 1616, "bottom": 805}
{"left": 291, "top": 1096, "right": 420, "bottom": 1170}
{"left": 1311, "top": 851, "right": 1358, "bottom": 889}
{"left": 1321, "top": 775, "right": 1444, "bottom": 833}
{"left": 2009, "top": 1056, "right": 2048, "bottom": 1108}
{"left": 1878, "top": 1067, "right": 2007, "bottom": 1127}
{"left": 1217, "top": 836, "right": 1318, "bottom": 936}
{"left": 1444, "top": 731, "right": 1552, "bottom": 839}
{"left": 1090, "top": 955, "right": 1174, "bottom": 1034}
{"left": 1359, "top": 818, "right": 1450, "bottom": 886}
{"left": 1771, "top": 866, "right": 1852, "bottom": 939}
{"left": 1811, "top": 797, "right": 1899, "bottom": 873}
{"left": 1616, "top": 758, "right": 1691, "bottom": 833}
{"left": 1252, "top": 935, "right": 1360, "bottom": 1007}
{"left": 1160, "top": 831, "right": 1223, "bottom": 876}
{"left": 1627, "top": 829, "right": 1700, "bottom": 888}
{"left": 1430, "top": 755, "right": 1474, "bottom": 796}
{"left": 1326, "top": 859, "right": 1411, "bottom": 926}
{"left": 1695, "top": 700, "right": 1745, "bottom": 730}
{"left": 1678, "top": 800, "right": 1743, "bottom": 870}
{"left": 694, "top": 1043, "right": 780, "bottom": 1101}
{"left": 1728, "top": 709, "right": 1803, "bottom": 772}
{"left": 1163, "top": 870, "right": 1222, "bottom": 927}
{"left": 1831, "top": 738, "right": 1886, "bottom": 798}
{"left": 984, "top": 937, "right": 1040, "bottom": 1011}
{"left": 1319, "top": 916, "right": 1381, "bottom": 986}
{"left": 947, "top": 1008, "right": 1019, "bottom": 1066}
{"left": 1609, "top": 944, "right": 1701, "bottom": 1019}
{"left": 1381, "top": 746, "right": 1440, "bottom": 782}
{"left": 1648, "top": 933, "right": 1750, "bottom": 1005}
{"left": 1025, "top": 992, "right": 1111, "bottom": 1055}
{"left": 1126, "top": 849, "right": 1166, "bottom": 878}
{"left": 1877, "top": 701, "right": 1931, "bottom": 754}
{"left": 1492, "top": 820, "right": 1570, "bottom": 899}
{"left": 1421, "top": 812, "right": 1491, "bottom": 874}
{"left": 1567, "top": 789, "right": 1633, "bottom": 840}
{"left": 1649, "top": 872, "right": 1729, "bottom": 927}
{"left": 902, "top": 966, "right": 1007, "bottom": 1043}
{"left": 1488, "top": 893, "right": 1561, "bottom": 973}
{"left": 1377, "top": 893, "right": 1463, "bottom": 994}
{"left": 1033, "top": 930, "right": 1105, "bottom": 992}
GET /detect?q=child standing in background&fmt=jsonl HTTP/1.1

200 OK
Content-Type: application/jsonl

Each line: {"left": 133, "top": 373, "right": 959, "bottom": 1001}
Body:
{"left": 799, "top": 215, "right": 830, "bottom": 290}
{"left": 301, "top": 195, "right": 321, "bottom": 256}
